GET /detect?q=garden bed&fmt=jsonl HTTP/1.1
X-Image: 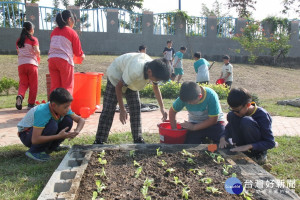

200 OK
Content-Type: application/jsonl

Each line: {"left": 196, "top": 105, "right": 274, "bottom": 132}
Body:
{"left": 77, "top": 148, "right": 247, "bottom": 200}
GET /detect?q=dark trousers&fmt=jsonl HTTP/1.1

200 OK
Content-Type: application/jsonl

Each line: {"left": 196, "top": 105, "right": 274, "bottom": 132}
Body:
{"left": 19, "top": 115, "right": 73, "bottom": 153}
{"left": 226, "top": 112, "right": 265, "bottom": 155}
{"left": 184, "top": 122, "right": 225, "bottom": 144}
{"left": 225, "top": 81, "right": 232, "bottom": 89}
{"left": 96, "top": 79, "right": 142, "bottom": 142}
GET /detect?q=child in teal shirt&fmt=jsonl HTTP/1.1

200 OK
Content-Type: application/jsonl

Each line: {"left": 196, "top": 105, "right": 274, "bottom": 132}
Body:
{"left": 194, "top": 52, "right": 210, "bottom": 84}
{"left": 173, "top": 47, "right": 187, "bottom": 83}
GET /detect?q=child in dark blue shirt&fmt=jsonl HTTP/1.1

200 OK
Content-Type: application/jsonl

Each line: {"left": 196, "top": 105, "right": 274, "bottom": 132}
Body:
{"left": 219, "top": 88, "right": 276, "bottom": 164}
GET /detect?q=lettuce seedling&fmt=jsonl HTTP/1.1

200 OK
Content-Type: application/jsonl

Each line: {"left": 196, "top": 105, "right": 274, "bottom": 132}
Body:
{"left": 95, "top": 180, "right": 106, "bottom": 193}
{"left": 206, "top": 186, "right": 222, "bottom": 194}
{"left": 189, "top": 168, "right": 205, "bottom": 176}
{"left": 98, "top": 157, "right": 107, "bottom": 165}
{"left": 231, "top": 173, "right": 237, "bottom": 177}
{"left": 134, "top": 160, "right": 140, "bottom": 167}
{"left": 156, "top": 147, "right": 163, "bottom": 156}
{"left": 205, "top": 151, "right": 220, "bottom": 159}
{"left": 158, "top": 160, "right": 167, "bottom": 166}
{"left": 181, "top": 149, "right": 195, "bottom": 157}
{"left": 222, "top": 164, "right": 232, "bottom": 176}
{"left": 200, "top": 177, "right": 213, "bottom": 184}
{"left": 92, "top": 191, "right": 98, "bottom": 200}
{"left": 182, "top": 187, "right": 190, "bottom": 200}
{"left": 214, "top": 155, "right": 225, "bottom": 164}
{"left": 143, "top": 178, "right": 155, "bottom": 188}
{"left": 98, "top": 150, "right": 105, "bottom": 158}
{"left": 129, "top": 150, "right": 135, "bottom": 158}
{"left": 166, "top": 168, "right": 175, "bottom": 174}
{"left": 187, "top": 158, "right": 195, "bottom": 165}
{"left": 135, "top": 166, "right": 143, "bottom": 178}
{"left": 240, "top": 188, "right": 253, "bottom": 200}
{"left": 173, "top": 176, "right": 186, "bottom": 186}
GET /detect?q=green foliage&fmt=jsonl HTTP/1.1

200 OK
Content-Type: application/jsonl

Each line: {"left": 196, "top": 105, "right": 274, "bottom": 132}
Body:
{"left": 166, "top": 168, "right": 175, "bottom": 174}
{"left": 227, "top": 0, "right": 256, "bottom": 18}
{"left": 139, "top": 81, "right": 229, "bottom": 100}
{"left": 262, "top": 17, "right": 291, "bottom": 34}
{"left": 251, "top": 93, "right": 260, "bottom": 106}
{"left": 0, "top": 77, "right": 19, "bottom": 96}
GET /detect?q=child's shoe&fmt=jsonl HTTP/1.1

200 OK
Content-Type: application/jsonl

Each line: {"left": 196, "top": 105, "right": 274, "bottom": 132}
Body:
{"left": 134, "top": 137, "right": 145, "bottom": 144}
{"left": 15, "top": 95, "right": 23, "bottom": 110}
{"left": 27, "top": 104, "right": 35, "bottom": 110}
{"left": 93, "top": 139, "right": 104, "bottom": 144}
{"left": 25, "top": 151, "right": 50, "bottom": 161}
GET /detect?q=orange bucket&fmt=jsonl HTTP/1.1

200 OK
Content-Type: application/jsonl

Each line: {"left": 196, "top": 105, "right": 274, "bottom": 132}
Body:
{"left": 71, "top": 72, "right": 98, "bottom": 115}
{"left": 95, "top": 73, "right": 104, "bottom": 106}
{"left": 158, "top": 122, "right": 187, "bottom": 144}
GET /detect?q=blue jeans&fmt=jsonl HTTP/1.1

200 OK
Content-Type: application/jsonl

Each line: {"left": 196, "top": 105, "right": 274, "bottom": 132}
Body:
{"left": 184, "top": 122, "right": 225, "bottom": 144}
{"left": 19, "top": 115, "right": 73, "bottom": 153}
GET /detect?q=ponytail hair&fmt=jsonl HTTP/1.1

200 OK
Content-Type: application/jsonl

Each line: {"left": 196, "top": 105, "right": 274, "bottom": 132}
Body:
{"left": 56, "top": 10, "right": 76, "bottom": 29}
{"left": 17, "top": 21, "right": 34, "bottom": 48}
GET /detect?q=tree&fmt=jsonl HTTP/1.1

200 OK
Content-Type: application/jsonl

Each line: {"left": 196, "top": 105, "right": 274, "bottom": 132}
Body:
{"left": 201, "top": 0, "right": 230, "bottom": 18}
{"left": 74, "top": 0, "right": 143, "bottom": 11}
{"left": 282, "top": 0, "right": 300, "bottom": 16}
{"left": 226, "top": 0, "right": 256, "bottom": 18}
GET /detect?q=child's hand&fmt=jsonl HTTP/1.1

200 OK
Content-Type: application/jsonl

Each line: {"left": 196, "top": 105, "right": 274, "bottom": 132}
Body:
{"left": 68, "top": 130, "right": 80, "bottom": 139}
{"left": 161, "top": 109, "right": 168, "bottom": 121}
{"left": 57, "top": 127, "right": 70, "bottom": 139}
{"left": 219, "top": 137, "right": 228, "bottom": 149}
{"left": 180, "top": 121, "right": 194, "bottom": 130}
{"left": 119, "top": 109, "right": 128, "bottom": 124}
{"left": 230, "top": 144, "right": 252, "bottom": 152}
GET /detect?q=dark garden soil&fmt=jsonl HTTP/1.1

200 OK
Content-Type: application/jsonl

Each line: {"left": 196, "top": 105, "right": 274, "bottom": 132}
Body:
{"left": 76, "top": 150, "right": 254, "bottom": 200}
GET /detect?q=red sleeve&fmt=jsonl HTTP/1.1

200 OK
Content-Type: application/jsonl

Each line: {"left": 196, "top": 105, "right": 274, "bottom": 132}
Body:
{"left": 31, "top": 36, "right": 39, "bottom": 46}
{"left": 72, "top": 30, "right": 84, "bottom": 57}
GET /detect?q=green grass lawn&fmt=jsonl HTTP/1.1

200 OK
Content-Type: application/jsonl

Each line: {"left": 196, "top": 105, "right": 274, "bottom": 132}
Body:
{"left": 0, "top": 134, "right": 299, "bottom": 199}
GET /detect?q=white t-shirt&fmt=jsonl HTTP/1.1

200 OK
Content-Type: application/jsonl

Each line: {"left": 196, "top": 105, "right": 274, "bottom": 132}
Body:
{"left": 221, "top": 63, "right": 233, "bottom": 82}
{"left": 107, "top": 53, "right": 153, "bottom": 91}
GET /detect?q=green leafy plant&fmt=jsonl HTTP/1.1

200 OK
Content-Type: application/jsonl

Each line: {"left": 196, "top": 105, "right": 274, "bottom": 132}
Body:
{"left": 135, "top": 166, "right": 143, "bottom": 178}
{"left": 214, "top": 155, "right": 225, "bottom": 164}
{"left": 156, "top": 147, "right": 163, "bottom": 156}
{"left": 92, "top": 191, "right": 98, "bottom": 200}
{"left": 143, "top": 178, "right": 155, "bottom": 188}
{"left": 129, "top": 150, "right": 135, "bottom": 158}
{"left": 158, "top": 160, "right": 167, "bottom": 167}
{"left": 200, "top": 177, "right": 213, "bottom": 184}
{"left": 141, "top": 185, "right": 151, "bottom": 200}
{"left": 0, "top": 76, "right": 18, "bottom": 95}
{"left": 173, "top": 176, "right": 186, "bottom": 186}
{"left": 231, "top": 173, "right": 237, "bottom": 177}
{"left": 134, "top": 160, "right": 140, "bottom": 167}
{"left": 94, "top": 167, "right": 107, "bottom": 178}
{"left": 166, "top": 168, "right": 175, "bottom": 174}
{"left": 187, "top": 158, "right": 196, "bottom": 165}
{"left": 182, "top": 187, "right": 190, "bottom": 200}
{"left": 98, "top": 157, "right": 107, "bottom": 165}
{"left": 181, "top": 149, "right": 195, "bottom": 157}
{"left": 205, "top": 151, "right": 220, "bottom": 159}
{"left": 206, "top": 186, "right": 222, "bottom": 194}
{"left": 240, "top": 188, "right": 253, "bottom": 200}
{"left": 222, "top": 164, "right": 233, "bottom": 176}
{"left": 95, "top": 180, "right": 106, "bottom": 193}
{"left": 98, "top": 150, "right": 105, "bottom": 158}
{"left": 189, "top": 168, "right": 205, "bottom": 176}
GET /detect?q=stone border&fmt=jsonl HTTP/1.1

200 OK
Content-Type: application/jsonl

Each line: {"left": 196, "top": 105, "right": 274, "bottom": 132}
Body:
{"left": 38, "top": 144, "right": 300, "bottom": 200}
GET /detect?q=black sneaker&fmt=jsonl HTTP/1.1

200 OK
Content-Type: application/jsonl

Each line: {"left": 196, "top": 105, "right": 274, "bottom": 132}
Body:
{"left": 134, "top": 137, "right": 145, "bottom": 144}
{"left": 16, "top": 95, "right": 23, "bottom": 110}
{"left": 93, "top": 139, "right": 104, "bottom": 144}
{"left": 27, "top": 104, "right": 35, "bottom": 110}
{"left": 247, "top": 150, "right": 267, "bottom": 165}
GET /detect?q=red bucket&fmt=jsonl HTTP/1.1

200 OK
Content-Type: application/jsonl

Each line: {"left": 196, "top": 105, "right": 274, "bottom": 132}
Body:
{"left": 158, "top": 122, "right": 187, "bottom": 144}
{"left": 216, "top": 78, "right": 225, "bottom": 85}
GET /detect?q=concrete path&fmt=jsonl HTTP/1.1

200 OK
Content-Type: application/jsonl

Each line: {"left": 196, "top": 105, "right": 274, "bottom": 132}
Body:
{"left": 0, "top": 107, "right": 300, "bottom": 146}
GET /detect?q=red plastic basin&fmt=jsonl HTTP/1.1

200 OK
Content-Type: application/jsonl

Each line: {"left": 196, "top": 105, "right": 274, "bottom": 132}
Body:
{"left": 158, "top": 122, "right": 187, "bottom": 144}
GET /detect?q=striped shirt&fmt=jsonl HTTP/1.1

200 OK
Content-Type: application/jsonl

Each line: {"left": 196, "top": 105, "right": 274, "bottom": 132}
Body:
{"left": 48, "top": 26, "right": 84, "bottom": 66}
{"left": 16, "top": 36, "right": 39, "bottom": 66}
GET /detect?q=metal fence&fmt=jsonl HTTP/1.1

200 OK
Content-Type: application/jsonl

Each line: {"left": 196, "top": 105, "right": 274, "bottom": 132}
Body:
{"left": 153, "top": 13, "right": 175, "bottom": 35}
{"left": 80, "top": 8, "right": 107, "bottom": 32}
{"left": 186, "top": 16, "right": 207, "bottom": 36}
{"left": 0, "top": 1, "right": 25, "bottom": 28}
{"left": 39, "top": 6, "right": 63, "bottom": 30}
{"left": 217, "top": 17, "right": 237, "bottom": 38}
{"left": 118, "top": 9, "right": 142, "bottom": 34}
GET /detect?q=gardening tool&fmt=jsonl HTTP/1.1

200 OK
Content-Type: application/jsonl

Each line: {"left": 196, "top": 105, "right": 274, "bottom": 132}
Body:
{"left": 208, "top": 61, "right": 216, "bottom": 70}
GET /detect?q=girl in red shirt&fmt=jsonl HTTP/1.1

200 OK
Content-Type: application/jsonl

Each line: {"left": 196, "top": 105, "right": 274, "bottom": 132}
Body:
{"left": 48, "top": 10, "right": 85, "bottom": 95}
{"left": 16, "top": 21, "right": 40, "bottom": 110}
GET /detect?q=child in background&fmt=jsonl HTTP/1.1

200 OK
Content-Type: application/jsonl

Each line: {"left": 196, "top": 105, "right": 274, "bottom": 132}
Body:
{"left": 138, "top": 45, "right": 147, "bottom": 53}
{"left": 17, "top": 88, "right": 85, "bottom": 161}
{"left": 219, "top": 55, "right": 233, "bottom": 88}
{"left": 94, "top": 53, "right": 170, "bottom": 144}
{"left": 48, "top": 10, "right": 85, "bottom": 95}
{"left": 193, "top": 52, "right": 210, "bottom": 84}
{"left": 16, "top": 21, "right": 40, "bottom": 110}
{"left": 163, "top": 40, "right": 175, "bottom": 72}
{"left": 169, "top": 81, "right": 225, "bottom": 144}
{"left": 219, "top": 88, "right": 276, "bottom": 164}
{"left": 173, "top": 47, "right": 187, "bottom": 83}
